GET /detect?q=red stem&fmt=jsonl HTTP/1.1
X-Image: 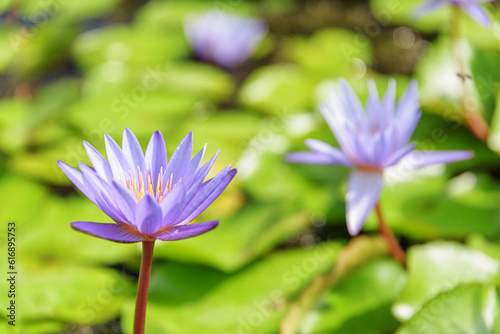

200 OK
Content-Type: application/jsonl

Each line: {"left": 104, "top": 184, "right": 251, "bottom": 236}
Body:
{"left": 134, "top": 241, "right": 155, "bottom": 334}
{"left": 375, "top": 203, "right": 406, "bottom": 267}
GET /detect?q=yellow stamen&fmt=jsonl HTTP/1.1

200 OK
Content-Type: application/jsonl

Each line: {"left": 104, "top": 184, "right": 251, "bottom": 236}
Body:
{"left": 147, "top": 174, "right": 154, "bottom": 196}
{"left": 155, "top": 174, "right": 162, "bottom": 200}
{"left": 129, "top": 173, "right": 137, "bottom": 199}
{"left": 126, "top": 171, "right": 174, "bottom": 203}
{"left": 137, "top": 173, "right": 145, "bottom": 200}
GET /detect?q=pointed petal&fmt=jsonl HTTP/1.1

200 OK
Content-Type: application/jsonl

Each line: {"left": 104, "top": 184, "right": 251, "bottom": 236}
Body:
{"left": 183, "top": 144, "right": 207, "bottom": 187}
{"left": 305, "top": 139, "right": 354, "bottom": 167}
{"left": 71, "top": 222, "right": 147, "bottom": 243}
{"left": 338, "top": 79, "right": 365, "bottom": 121}
{"left": 190, "top": 149, "right": 218, "bottom": 188}
{"left": 366, "top": 80, "right": 381, "bottom": 125}
{"left": 462, "top": 4, "right": 491, "bottom": 27}
{"left": 159, "top": 184, "right": 186, "bottom": 227}
{"left": 399, "top": 150, "right": 474, "bottom": 169}
{"left": 105, "top": 133, "right": 131, "bottom": 183}
{"left": 319, "top": 102, "right": 357, "bottom": 159}
{"left": 145, "top": 130, "right": 167, "bottom": 186}
{"left": 412, "top": 0, "right": 444, "bottom": 20}
{"left": 135, "top": 194, "right": 163, "bottom": 235}
{"left": 165, "top": 132, "right": 193, "bottom": 185}
{"left": 382, "top": 142, "right": 416, "bottom": 167}
{"left": 397, "top": 111, "right": 422, "bottom": 148}
{"left": 184, "top": 149, "right": 219, "bottom": 204}
{"left": 175, "top": 167, "right": 236, "bottom": 225}
{"left": 79, "top": 163, "right": 130, "bottom": 224}
{"left": 122, "top": 128, "right": 147, "bottom": 178}
{"left": 110, "top": 181, "right": 137, "bottom": 226}
{"left": 382, "top": 78, "right": 396, "bottom": 121}
{"left": 396, "top": 80, "right": 419, "bottom": 120}
{"left": 346, "top": 171, "right": 384, "bottom": 236}
{"left": 58, "top": 160, "right": 95, "bottom": 202}
{"left": 286, "top": 151, "right": 350, "bottom": 166}
{"left": 83, "top": 141, "right": 113, "bottom": 182}
{"left": 153, "top": 221, "right": 218, "bottom": 241}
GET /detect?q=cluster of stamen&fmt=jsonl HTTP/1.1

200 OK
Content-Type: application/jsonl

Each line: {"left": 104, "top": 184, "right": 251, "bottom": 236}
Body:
{"left": 126, "top": 171, "right": 172, "bottom": 203}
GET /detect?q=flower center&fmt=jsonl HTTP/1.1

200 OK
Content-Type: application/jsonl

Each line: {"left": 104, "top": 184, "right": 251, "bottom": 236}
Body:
{"left": 126, "top": 172, "right": 171, "bottom": 203}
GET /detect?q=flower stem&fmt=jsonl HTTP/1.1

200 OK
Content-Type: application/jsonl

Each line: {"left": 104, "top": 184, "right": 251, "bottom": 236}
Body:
{"left": 375, "top": 203, "right": 406, "bottom": 267}
{"left": 450, "top": 5, "right": 489, "bottom": 141}
{"left": 134, "top": 241, "right": 155, "bottom": 334}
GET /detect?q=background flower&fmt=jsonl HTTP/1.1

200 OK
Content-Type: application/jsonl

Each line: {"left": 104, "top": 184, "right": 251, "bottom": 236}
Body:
{"left": 414, "top": 0, "right": 494, "bottom": 27}
{"left": 287, "top": 79, "right": 473, "bottom": 235}
{"left": 58, "top": 129, "right": 237, "bottom": 243}
{"left": 183, "top": 10, "right": 268, "bottom": 68}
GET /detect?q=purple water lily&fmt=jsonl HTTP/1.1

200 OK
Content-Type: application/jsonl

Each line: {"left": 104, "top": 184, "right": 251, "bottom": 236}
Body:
{"left": 183, "top": 10, "right": 268, "bottom": 68}
{"left": 58, "top": 129, "right": 237, "bottom": 243}
{"left": 414, "top": 0, "right": 494, "bottom": 27}
{"left": 286, "top": 79, "right": 473, "bottom": 235}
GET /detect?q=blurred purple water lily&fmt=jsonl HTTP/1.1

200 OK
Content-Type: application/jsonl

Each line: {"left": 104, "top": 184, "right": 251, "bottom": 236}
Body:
{"left": 58, "top": 129, "right": 237, "bottom": 243}
{"left": 286, "top": 79, "right": 473, "bottom": 235}
{"left": 414, "top": 0, "right": 494, "bottom": 27}
{"left": 183, "top": 10, "right": 268, "bottom": 68}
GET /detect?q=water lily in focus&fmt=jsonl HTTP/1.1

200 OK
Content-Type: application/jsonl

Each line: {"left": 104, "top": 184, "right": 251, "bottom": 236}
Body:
{"left": 58, "top": 129, "right": 236, "bottom": 242}
{"left": 286, "top": 79, "right": 473, "bottom": 236}
{"left": 183, "top": 10, "right": 268, "bottom": 68}
{"left": 414, "top": 0, "right": 494, "bottom": 27}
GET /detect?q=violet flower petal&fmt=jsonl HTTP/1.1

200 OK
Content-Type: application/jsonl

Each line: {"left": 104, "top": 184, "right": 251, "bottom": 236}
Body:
{"left": 79, "top": 162, "right": 130, "bottom": 224}
{"left": 286, "top": 151, "right": 352, "bottom": 166}
{"left": 462, "top": 3, "right": 491, "bottom": 27}
{"left": 164, "top": 132, "right": 193, "bottom": 185}
{"left": 104, "top": 133, "right": 131, "bottom": 183}
{"left": 83, "top": 141, "right": 114, "bottom": 182}
{"left": 145, "top": 130, "right": 167, "bottom": 186}
{"left": 184, "top": 150, "right": 220, "bottom": 205}
{"left": 183, "top": 144, "right": 207, "bottom": 187}
{"left": 413, "top": 0, "right": 445, "bottom": 19}
{"left": 346, "top": 171, "right": 384, "bottom": 236}
{"left": 58, "top": 160, "right": 96, "bottom": 203}
{"left": 175, "top": 167, "right": 237, "bottom": 225}
{"left": 382, "top": 142, "right": 417, "bottom": 168}
{"left": 122, "top": 128, "right": 147, "bottom": 178}
{"left": 159, "top": 184, "right": 186, "bottom": 227}
{"left": 71, "top": 222, "right": 148, "bottom": 243}
{"left": 305, "top": 139, "right": 354, "bottom": 167}
{"left": 398, "top": 150, "right": 474, "bottom": 169}
{"left": 135, "top": 194, "right": 163, "bottom": 235}
{"left": 153, "top": 221, "right": 219, "bottom": 241}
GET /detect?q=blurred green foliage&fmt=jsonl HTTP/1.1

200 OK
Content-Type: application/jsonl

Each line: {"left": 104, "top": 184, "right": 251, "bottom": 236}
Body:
{"left": 1, "top": 0, "right": 500, "bottom": 333}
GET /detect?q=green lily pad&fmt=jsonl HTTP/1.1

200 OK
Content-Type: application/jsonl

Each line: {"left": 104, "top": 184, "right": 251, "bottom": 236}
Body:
{"left": 0, "top": 174, "right": 46, "bottom": 226}
{"left": 238, "top": 64, "right": 317, "bottom": 115}
{"left": 396, "top": 284, "right": 499, "bottom": 334}
{"left": 467, "top": 234, "right": 500, "bottom": 263}
{"left": 0, "top": 263, "right": 134, "bottom": 329}
{"left": 284, "top": 28, "right": 372, "bottom": 78}
{"left": 393, "top": 241, "right": 499, "bottom": 322}
{"left": 308, "top": 258, "right": 406, "bottom": 334}
{"left": 18, "top": 194, "right": 139, "bottom": 266}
